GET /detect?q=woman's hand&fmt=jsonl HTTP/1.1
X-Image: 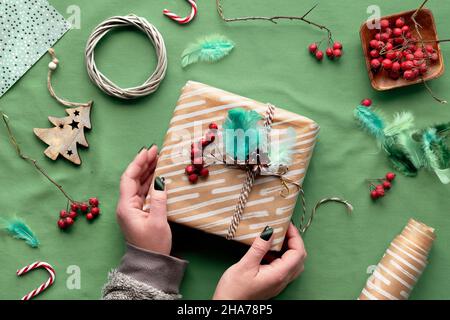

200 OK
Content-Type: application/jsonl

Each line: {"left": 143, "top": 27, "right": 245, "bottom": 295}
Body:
{"left": 213, "top": 223, "right": 306, "bottom": 300}
{"left": 116, "top": 146, "right": 171, "bottom": 255}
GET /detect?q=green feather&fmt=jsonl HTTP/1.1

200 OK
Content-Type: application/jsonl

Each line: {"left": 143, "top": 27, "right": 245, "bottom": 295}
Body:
{"left": 383, "top": 136, "right": 418, "bottom": 176}
{"left": 422, "top": 129, "right": 450, "bottom": 170}
{"left": 3, "top": 218, "right": 39, "bottom": 248}
{"left": 384, "top": 112, "right": 415, "bottom": 137}
{"left": 354, "top": 106, "right": 385, "bottom": 141}
{"left": 222, "top": 108, "right": 264, "bottom": 161}
{"left": 181, "top": 35, "right": 234, "bottom": 68}
{"left": 396, "top": 132, "right": 425, "bottom": 169}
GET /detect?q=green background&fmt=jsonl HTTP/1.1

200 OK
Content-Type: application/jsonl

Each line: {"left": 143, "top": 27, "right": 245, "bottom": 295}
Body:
{"left": 1, "top": 0, "right": 449, "bottom": 300}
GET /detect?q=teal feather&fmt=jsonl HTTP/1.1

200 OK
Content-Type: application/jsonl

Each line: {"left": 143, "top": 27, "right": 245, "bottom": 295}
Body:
{"left": 384, "top": 112, "right": 415, "bottom": 137}
{"left": 354, "top": 106, "right": 385, "bottom": 141}
{"left": 3, "top": 218, "right": 39, "bottom": 248}
{"left": 422, "top": 128, "right": 450, "bottom": 170}
{"left": 181, "top": 35, "right": 234, "bottom": 68}
{"left": 383, "top": 136, "right": 419, "bottom": 176}
{"left": 396, "top": 132, "right": 425, "bottom": 169}
{"left": 222, "top": 108, "right": 263, "bottom": 161}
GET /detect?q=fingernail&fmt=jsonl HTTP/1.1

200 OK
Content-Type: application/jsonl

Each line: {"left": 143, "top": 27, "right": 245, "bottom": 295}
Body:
{"left": 138, "top": 146, "right": 146, "bottom": 154}
{"left": 154, "top": 176, "right": 165, "bottom": 191}
{"left": 260, "top": 226, "right": 273, "bottom": 241}
{"left": 148, "top": 143, "right": 155, "bottom": 149}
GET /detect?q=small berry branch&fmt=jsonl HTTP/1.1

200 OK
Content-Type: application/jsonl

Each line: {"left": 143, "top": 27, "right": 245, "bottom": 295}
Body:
{"left": 216, "top": 0, "right": 333, "bottom": 44}
{"left": 1, "top": 112, "right": 75, "bottom": 203}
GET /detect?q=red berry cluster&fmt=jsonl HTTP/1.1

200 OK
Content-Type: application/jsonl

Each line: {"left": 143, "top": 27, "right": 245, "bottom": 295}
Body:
{"left": 185, "top": 123, "right": 218, "bottom": 184}
{"left": 368, "top": 17, "right": 439, "bottom": 81}
{"left": 309, "top": 41, "right": 343, "bottom": 61}
{"left": 57, "top": 197, "right": 100, "bottom": 230}
{"left": 369, "top": 172, "right": 396, "bottom": 200}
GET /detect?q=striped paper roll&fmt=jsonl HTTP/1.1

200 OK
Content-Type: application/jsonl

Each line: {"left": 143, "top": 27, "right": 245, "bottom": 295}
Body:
{"left": 359, "top": 219, "right": 436, "bottom": 300}
{"left": 144, "top": 81, "right": 319, "bottom": 251}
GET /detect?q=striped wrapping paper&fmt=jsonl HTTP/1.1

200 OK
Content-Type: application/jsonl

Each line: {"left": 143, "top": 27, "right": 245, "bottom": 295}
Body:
{"left": 359, "top": 219, "right": 436, "bottom": 300}
{"left": 144, "top": 81, "right": 319, "bottom": 251}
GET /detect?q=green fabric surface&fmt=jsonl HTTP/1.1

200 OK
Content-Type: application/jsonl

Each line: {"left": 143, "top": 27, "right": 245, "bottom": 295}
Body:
{"left": 1, "top": 0, "right": 450, "bottom": 300}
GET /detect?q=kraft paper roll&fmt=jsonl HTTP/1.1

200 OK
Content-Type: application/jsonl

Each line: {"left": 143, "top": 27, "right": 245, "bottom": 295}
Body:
{"left": 359, "top": 218, "right": 436, "bottom": 300}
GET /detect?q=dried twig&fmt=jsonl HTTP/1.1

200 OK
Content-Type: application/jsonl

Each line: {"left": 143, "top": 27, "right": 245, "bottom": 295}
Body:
{"left": 1, "top": 112, "right": 76, "bottom": 203}
{"left": 216, "top": 0, "right": 333, "bottom": 44}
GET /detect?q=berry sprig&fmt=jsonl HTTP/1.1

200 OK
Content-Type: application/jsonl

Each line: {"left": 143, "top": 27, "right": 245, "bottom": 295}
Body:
{"left": 57, "top": 197, "right": 101, "bottom": 230}
{"left": 185, "top": 123, "right": 218, "bottom": 184}
{"left": 368, "top": 172, "right": 396, "bottom": 200}
{"left": 309, "top": 41, "right": 343, "bottom": 61}
{"left": 361, "top": 98, "right": 373, "bottom": 107}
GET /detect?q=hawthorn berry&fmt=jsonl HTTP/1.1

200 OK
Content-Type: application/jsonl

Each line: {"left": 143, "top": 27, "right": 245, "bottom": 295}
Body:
{"left": 86, "top": 213, "right": 95, "bottom": 221}
{"left": 308, "top": 43, "right": 318, "bottom": 54}
{"left": 185, "top": 165, "right": 195, "bottom": 175}
{"left": 380, "top": 19, "right": 390, "bottom": 29}
{"left": 89, "top": 197, "right": 99, "bottom": 207}
{"left": 386, "top": 172, "right": 396, "bottom": 181}
{"left": 188, "top": 173, "right": 199, "bottom": 184}
{"left": 69, "top": 211, "right": 78, "bottom": 219}
{"left": 199, "top": 168, "right": 209, "bottom": 178}
{"left": 57, "top": 219, "right": 67, "bottom": 229}
{"left": 361, "top": 98, "right": 372, "bottom": 107}
{"left": 395, "top": 17, "right": 405, "bottom": 28}
{"left": 209, "top": 122, "right": 218, "bottom": 130}
{"left": 383, "top": 181, "right": 392, "bottom": 190}
{"left": 70, "top": 203, "right": 80, "bottom": 212}
{"left": 333, "top": 49, "right": 342, "bottom": 58}
{"left": 65, "top": 217, "right": 74, "bottom": 226}
{"left": 333, "top": 42, "right": 343, "bottom": 50}
{"left": 326, "top": 47, "right": 334, "bottom": 59}
{"left": 80, "top": 203, "right": 89, "bottom": 213}
{"left": 60, "top": 210, "right": 69, "bottom": 218}
{"left": 371, "top": 190, "right": 379, "bottom": 200}
{"left": 91, "top": 207, "right": 100, "bottom": 216}
{"left": 315, "top": 50, "right": 324, "bottom": 61}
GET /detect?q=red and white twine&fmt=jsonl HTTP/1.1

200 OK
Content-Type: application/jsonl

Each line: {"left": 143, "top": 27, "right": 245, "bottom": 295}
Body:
{"left": 17, "top": 261, "right": 56, "bottom": 300}
{"left": 163, "top": 0, "right": 198, "bottom": 25}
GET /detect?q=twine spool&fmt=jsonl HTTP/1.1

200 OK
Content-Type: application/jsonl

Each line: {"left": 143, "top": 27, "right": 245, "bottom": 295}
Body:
{"left": 85, "top": 15, "right": 167, "bottom": 100}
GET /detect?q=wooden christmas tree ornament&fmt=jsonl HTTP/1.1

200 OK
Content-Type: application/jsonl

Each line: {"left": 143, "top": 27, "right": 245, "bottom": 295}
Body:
{"left": 34, "top": 49, "right": 93, "bottom": 165}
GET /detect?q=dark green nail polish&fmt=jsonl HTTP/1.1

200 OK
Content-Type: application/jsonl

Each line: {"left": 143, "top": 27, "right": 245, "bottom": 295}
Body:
{"left": 154, "top": 176, "right": 165, "bottom": 191}
{"left": 260, "top": 226, "right": 273, "bottom": 241}
{"left": 138, "top": 146, "right": 146, "bottom": 154}
{"left": 148, "top": 143, "right": 155, "bottom": 149}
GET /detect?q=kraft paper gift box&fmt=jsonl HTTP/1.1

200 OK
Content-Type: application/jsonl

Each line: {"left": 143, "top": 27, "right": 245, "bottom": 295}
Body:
{"left": 144, "top": 81, "right": 319, "bottom": 251}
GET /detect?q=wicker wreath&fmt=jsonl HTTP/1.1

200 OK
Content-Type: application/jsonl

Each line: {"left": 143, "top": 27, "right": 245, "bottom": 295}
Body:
{"left": 85, "top": 15, "right": 167, "bottom": 100}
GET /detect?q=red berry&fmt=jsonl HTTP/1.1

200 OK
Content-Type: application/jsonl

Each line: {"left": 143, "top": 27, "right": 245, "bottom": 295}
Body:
{"left": 374, "top": 33, "right": 381, "bottom": 41}
{"left": 395, "top": 17, "right": 405, "bottom": 28}
{"left": 382, "top": 181, "right": 392, "bottom": 190}
{"left": 393, "top": 28, "right": 403, "bottom": 37}
{"left": 431, "top": 53, "right": 439, "bottom": 61}
{"left": 425, "top": 44, "right": 434, "bottom": 53}
{"left": 333, "top": 42, "right": 343, "bottom": 50}
{"left": 308, "top": 43, "right": 318, "bottom": 54}
{"left": 333, "top": 49, "right": 342, "bottom": 58}
{"left": 185, "top": 165, "right": 195, "bottom": 175}
{"left": 89, "top": 197, "right": 99, "bottom": 207}
{"left": 65, "top": 217, "right": 74, "bottom": 226}
{"left": 401, "top": 25, "right": 410, "bottom": 33}
{"left": 371, "top": 190, "right": 379, "bottom": 200}
{"left": 361, "top": 99, "right": 372, "bottom": 107}
{"left": 70, "top": 203, "right": 80, "bottom": 212}
{"left": 382, "top": 59, "right": 393, "bottom": 70}
{"left": 325, "top": 47, "right": 334, "bottom": 58}
{"left": 392, "top": 61, "right": 401, "bottom": 72}
{"left": 401, "top": 60, "right": 414, "bottom": 70}
{"left": 389, "top": 71, "right": 400, "bottom": 80}
{"left": 91, "top": 207, "right": 100, "bottom": 216}
{"left": 386, "top": 172, "right": 396, "bottom": 181}
{"left": 376, "top": 189, "right": 385, "bottom": 197}
{"left": 394, "top": 37, "right": 404, "bottom": 45}
{"left": 371, "top": 59, "right": 381, "bottom": 70}
{"left": 80, "top": 203, "right": 89, "bottom": 213}
{"left": 385, "top": 27, "right": 392, "bottom": 36}
{"left": 199, "top": 168, "right": 209, "bottom": 177}
{"left": 86, "top": 213, "right": 94, "bottom": 221}
{"left": 370, "top": 49, "right": 379, "bottom": 58}
{"left": 209, "top": 122, "right": 218, "bottom": 130}
{"left": 60, "top": 210, "right": 69, "bottom": 218}
{"left": 315, "top": 50, "right": 324, "bottom": 61}
{"left": 403, "top": 70, "right": 416, "bottom": 80}
{"left": 380, "top": 33, "right": 389, "bottom": 42}
{"left": 369, "top": 39, "right": 379, "bottom": 49}
{"left": 69, "top": 211, "right": 78, "bottom": 219}
{"left": 385, "top": 42, "right": 394, "bottom": 51}
{"left": 376, "top": 184, "right": 384, "bottom": 190}
{"left": 380, "top": 19, "right": 390, "bottom": 29}
{"left": 188, "top": 173, "right": 199, "bottom": 184}
{"left": 57, "top": 219, "right": 67, "bottom": 229}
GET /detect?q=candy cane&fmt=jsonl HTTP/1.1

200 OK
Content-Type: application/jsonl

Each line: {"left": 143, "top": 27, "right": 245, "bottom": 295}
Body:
{"left": 17, "top": 261, "right": 56, "bottom": 300}
{"left": 163, "top": 0, "right": 198, "bottom": 25}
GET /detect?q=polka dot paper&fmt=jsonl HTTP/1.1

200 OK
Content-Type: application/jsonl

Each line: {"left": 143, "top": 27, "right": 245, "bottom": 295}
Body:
{"left": 0, "top": 0, "right": 70, "bottom": 97}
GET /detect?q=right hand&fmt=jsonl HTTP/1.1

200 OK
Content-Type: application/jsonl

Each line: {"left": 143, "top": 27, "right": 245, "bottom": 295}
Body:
{"left": 213, "top": 223, "right": 307, "bottom": 300}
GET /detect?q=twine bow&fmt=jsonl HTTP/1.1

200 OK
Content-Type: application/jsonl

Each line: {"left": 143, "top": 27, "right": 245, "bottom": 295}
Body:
{"left": 226, "top": 104, "right": 353, "bottom": 240}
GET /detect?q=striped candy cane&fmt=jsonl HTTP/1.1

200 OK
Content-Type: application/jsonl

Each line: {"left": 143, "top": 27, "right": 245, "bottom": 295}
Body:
{"left": 17, "top": 261, "right": 56, "bottom": 300}
{"left": 163, "top": 0, "right": 198, "bottom": 25}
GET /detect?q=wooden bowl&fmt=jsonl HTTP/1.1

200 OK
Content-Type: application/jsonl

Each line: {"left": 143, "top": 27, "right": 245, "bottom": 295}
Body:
{"left": 360, "top": 8, "right": 444, "bottom": 91}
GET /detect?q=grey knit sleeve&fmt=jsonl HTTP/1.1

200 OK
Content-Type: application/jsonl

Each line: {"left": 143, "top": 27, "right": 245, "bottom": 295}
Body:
{"left": 102, "top": 243, "right": 188, "bottom": 300}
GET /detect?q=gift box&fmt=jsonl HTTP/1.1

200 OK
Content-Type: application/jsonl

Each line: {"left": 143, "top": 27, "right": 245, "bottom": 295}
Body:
{"left": 144, "top": 81, "right": 319, "bottom": 251}
{"left": 359, "top": 219, "right": 436, "bottom": 300}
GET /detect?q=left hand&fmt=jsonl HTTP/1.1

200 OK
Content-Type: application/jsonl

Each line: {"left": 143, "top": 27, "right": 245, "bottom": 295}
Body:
{"left": 116, "top": 146, "right": 172, "bottom": 255}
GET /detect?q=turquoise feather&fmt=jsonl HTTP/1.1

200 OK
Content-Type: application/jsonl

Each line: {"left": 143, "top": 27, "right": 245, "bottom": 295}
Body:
{"left": 222, "top": 108, "right": 264, "bottom": 161}
{"left": 354, "top": 106, "right": 385, "bottom": 141}
{"left": 181, "top": 35, "right": 234, "bottom": 68}
{"left": 422, "top": 128, "right": 450, "bottom": 170}
{"left": 3, "top": 218, "right": 39, "bottom": 248}
{"left": 384, "top": 112, "right": 415, "bottom": 137}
